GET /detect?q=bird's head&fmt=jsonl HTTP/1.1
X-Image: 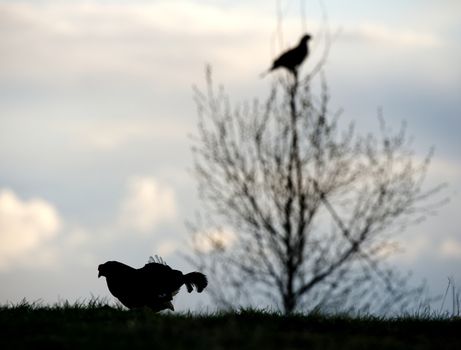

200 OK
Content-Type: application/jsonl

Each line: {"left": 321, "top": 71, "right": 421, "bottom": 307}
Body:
{"left": 98, "top": 262, "right": 108, "bottom": 278}
{"left": 300, "top": 34, "right": 312, "bottom": 44}
{"left": 98, "top": 261, "right": 126, "bottom": 278}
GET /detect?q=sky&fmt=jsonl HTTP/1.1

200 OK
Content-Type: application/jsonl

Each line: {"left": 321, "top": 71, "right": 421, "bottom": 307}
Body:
{"left": 0, "top": 0, "right": 460, "bottom": 312}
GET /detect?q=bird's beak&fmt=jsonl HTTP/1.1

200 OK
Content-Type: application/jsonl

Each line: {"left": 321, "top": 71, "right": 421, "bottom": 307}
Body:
{"left": 98, "top": 271, "right": 101, "bottom": 278}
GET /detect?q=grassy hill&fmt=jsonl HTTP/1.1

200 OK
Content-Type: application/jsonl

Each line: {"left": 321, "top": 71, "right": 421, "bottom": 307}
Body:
{"left": 1, "top": 301, "right": 460, "bottom": 349}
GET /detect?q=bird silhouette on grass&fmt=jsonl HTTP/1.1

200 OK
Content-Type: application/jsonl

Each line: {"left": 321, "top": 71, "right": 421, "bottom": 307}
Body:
{"left": 261, "top": 33, "right": 312, "bottom": 78}
{"left": 98, "top": 255, "right": 207, "bottom": 312}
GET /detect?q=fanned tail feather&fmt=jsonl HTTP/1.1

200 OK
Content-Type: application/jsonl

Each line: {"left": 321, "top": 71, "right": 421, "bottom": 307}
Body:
{"left": 148, "top": 255, "right": 167, "bottom": 265}
{"left": 184, "top": 272, "right": 208, "bottom": 293}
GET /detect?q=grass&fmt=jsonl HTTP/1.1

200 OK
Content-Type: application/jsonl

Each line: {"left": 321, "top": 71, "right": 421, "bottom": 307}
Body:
{"left": 1, "top": 300, "right": 460, "bottom": 349}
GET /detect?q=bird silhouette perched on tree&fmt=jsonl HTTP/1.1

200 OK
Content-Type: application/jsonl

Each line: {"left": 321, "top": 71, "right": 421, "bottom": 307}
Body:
{"left": 262, "top": 33, "right": 312, "bottom": 78}
{"left": 98, "top": 255, "right": 208, "bottom": 312}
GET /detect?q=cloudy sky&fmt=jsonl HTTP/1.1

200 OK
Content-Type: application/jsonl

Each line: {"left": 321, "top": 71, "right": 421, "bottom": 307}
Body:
{"left": 0, "top": 0, "right": 460, "bottom": 311}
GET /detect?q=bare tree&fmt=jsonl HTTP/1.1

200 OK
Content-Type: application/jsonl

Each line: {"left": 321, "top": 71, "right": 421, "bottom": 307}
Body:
{"left": 188, "top": 65, "right": 445, "bottom": 315}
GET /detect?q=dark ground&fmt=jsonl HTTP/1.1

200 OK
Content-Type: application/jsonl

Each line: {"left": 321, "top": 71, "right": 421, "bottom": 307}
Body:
{"left": 1, "top": 303, "right": 460, "bottom": 349}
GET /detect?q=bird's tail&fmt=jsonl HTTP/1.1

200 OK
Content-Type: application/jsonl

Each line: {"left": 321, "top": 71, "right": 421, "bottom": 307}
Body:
{"left": 184, "top": 272, "right": 208, "bottom": 293}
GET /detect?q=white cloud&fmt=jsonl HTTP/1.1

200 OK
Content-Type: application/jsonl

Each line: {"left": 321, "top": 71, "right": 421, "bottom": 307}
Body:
{"left": 156, "top": 240, "right": 178, "bottom": 258}
{"left": 390, "top": 235, "right": 432, "bottom": 264}
{"left": 193, "top": 227, "right": 236, "bottom": 253}
{"left": 65, "top": 227, "right": 90, "bottom": 247}
{"left": 83, "top": 124, "right": 146, "bottom": 152}
{"left": 439, "top": 239, "right": 461, "bottom": 260}
{"left": 0, "top": 189, "right": 61, "bottom": 270}
{"left": 0, "top": 1, "right": 279, "bottom": 85}
{"left": 118, "top": 176, "right": 176, "bottom": 233}
{"left": 0, "top": 1, "right": 271, "bottom": 39}
{"left": 62, "top": 119, "right": 191, "bottom": 152}
{"left": 426, "top": 158, "right": 461, "bottom": 185}
{"left": 343, "top": 23, "right": 442, "bottom": 48}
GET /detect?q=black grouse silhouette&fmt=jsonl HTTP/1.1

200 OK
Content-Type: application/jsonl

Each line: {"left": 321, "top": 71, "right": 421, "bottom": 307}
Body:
{"left": 98, "top": 256, "right": 207, "bottom": 312}
{"left": 263, "top": 33, "right": 312, "bottom": 77}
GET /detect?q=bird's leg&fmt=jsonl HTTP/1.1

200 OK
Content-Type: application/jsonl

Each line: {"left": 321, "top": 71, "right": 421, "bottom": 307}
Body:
{"left": 289, "top": 72, "right": 299, "bottom": 105}
{"left": 287, "top": 69, "right": 299, "bottom": 98}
